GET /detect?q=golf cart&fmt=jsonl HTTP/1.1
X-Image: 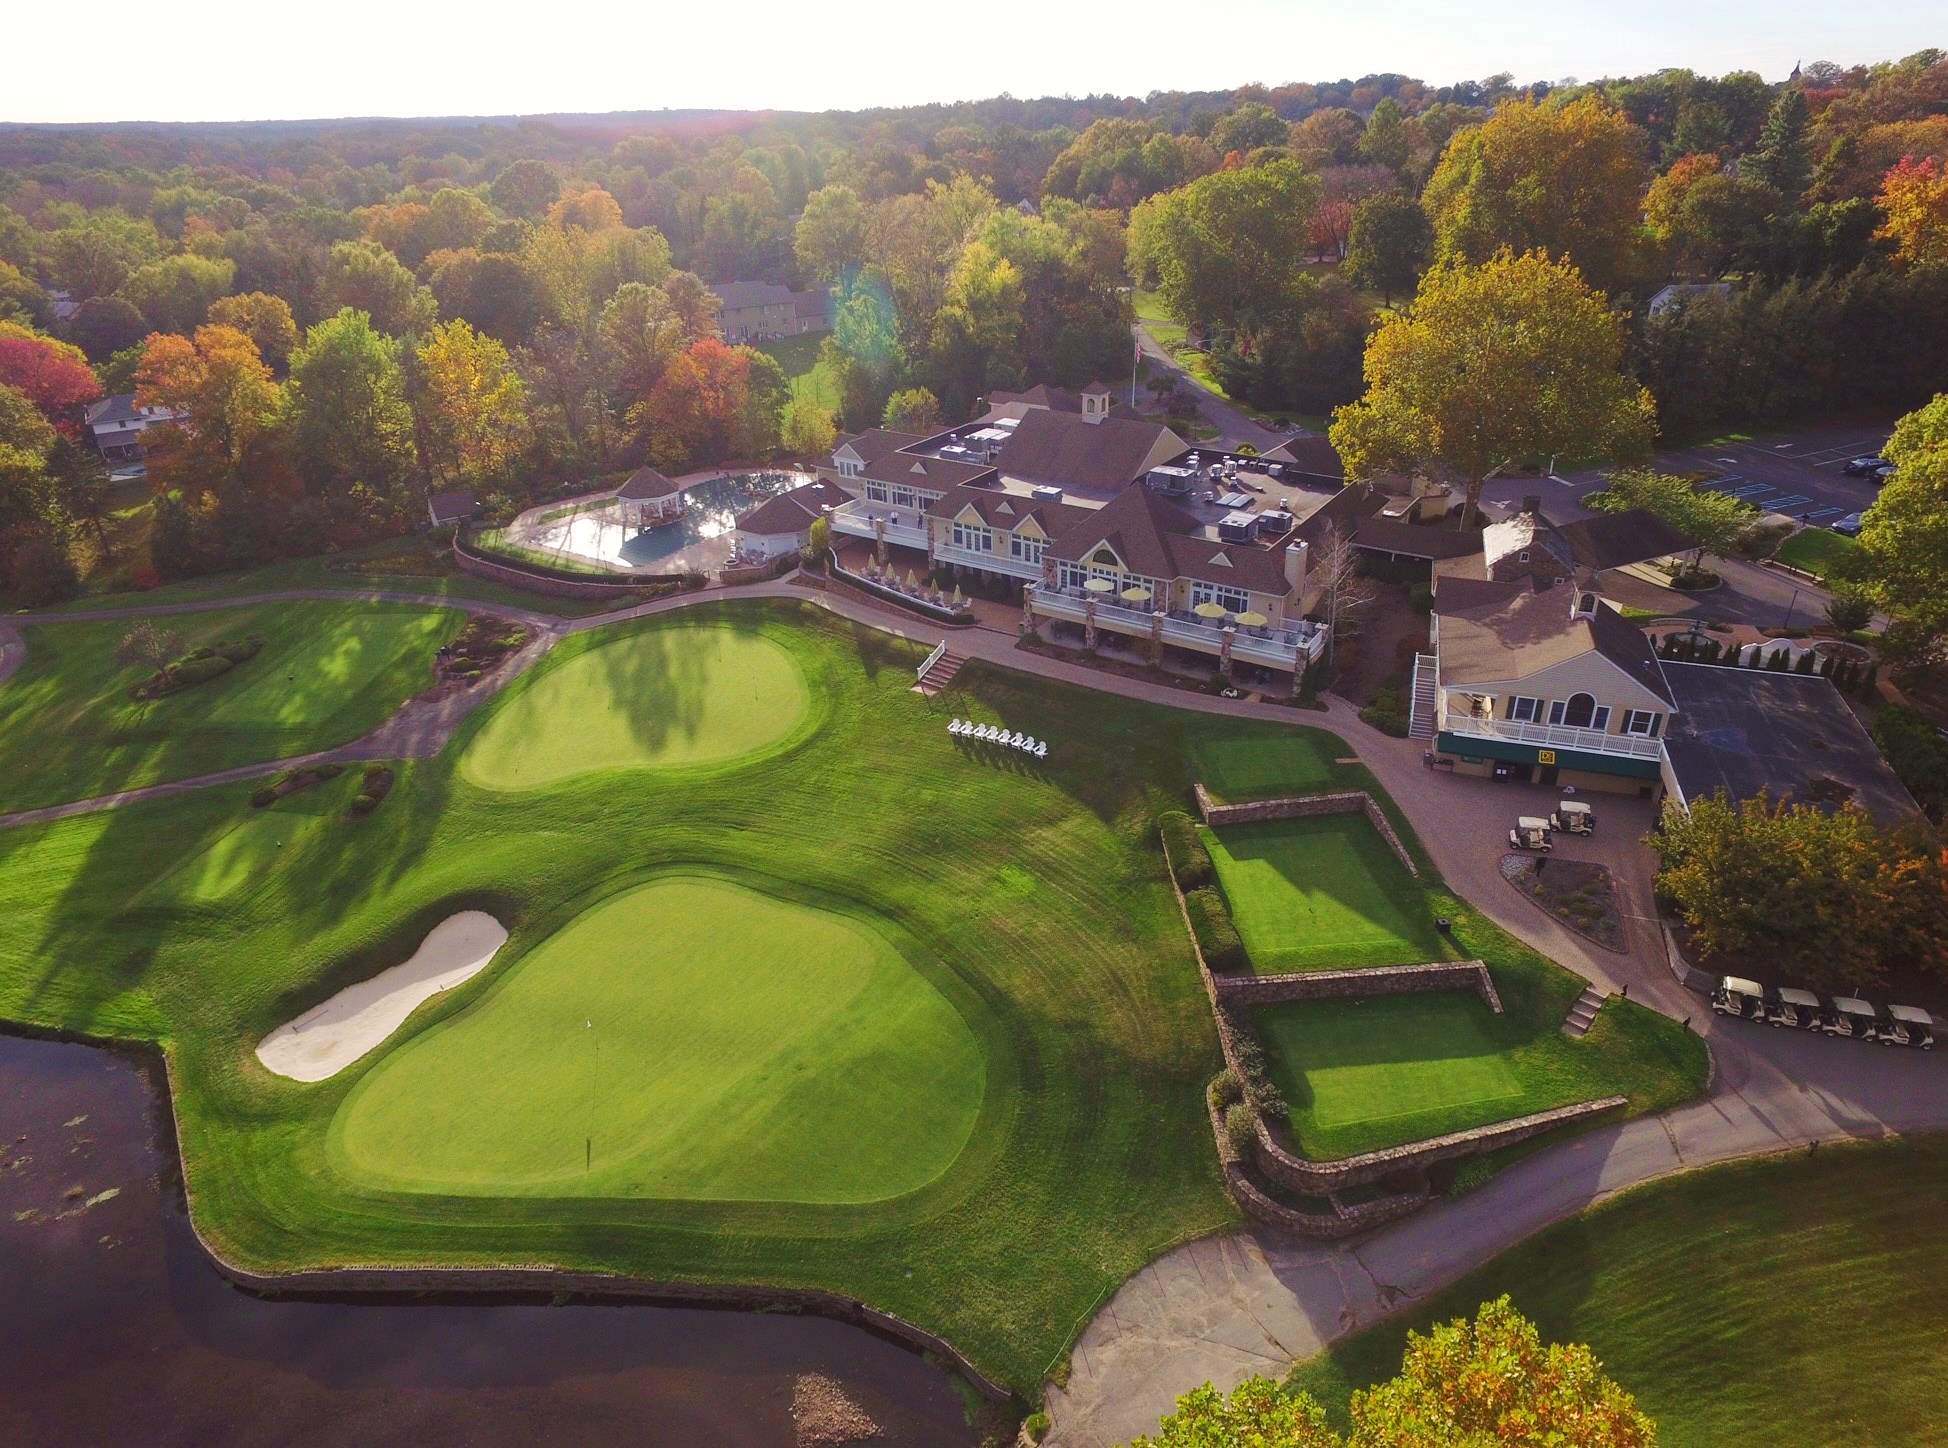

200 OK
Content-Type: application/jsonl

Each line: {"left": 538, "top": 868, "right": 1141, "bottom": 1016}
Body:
{"left": 1766, "top": 986, "right": 1823, "bottom": 1030}
{"left": 1880, "top": 1004, "right": 1935, "bottom": 1050}
{"left": 1822, "top": 996, "right": 1881, "bottom": 1041}
{"left": 1509, "top": 816, "right": 1553, "bottom": 852}
{"left": 1712, "top": 976, "right": 1766, "bottom": 1021}
{"left": 1551, "top": 800, "right": 1595, "bottom": 835}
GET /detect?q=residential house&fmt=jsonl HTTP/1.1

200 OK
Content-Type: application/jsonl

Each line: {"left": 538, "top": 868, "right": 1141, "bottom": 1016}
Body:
{"left": 84, "top": 394, "right": 185, "bottom": 468}
{"left": 732, "top": 479, "right": 850, "bottom": 560}
{"left": 427, "top": 490, "right": 479, "bottom": 528}
{"left": 711, "top": 281, "right": 832, "bottom": 342}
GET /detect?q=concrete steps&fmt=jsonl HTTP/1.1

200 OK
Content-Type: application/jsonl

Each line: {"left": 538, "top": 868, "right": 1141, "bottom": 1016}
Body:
{"left": 1408, "top": 653, "right": 1438, "bottom": 741}
{"left": 1562, "top": 983, "right": 1609, "bottom": 1037}
{"left": 915, "top": 649, "right": 966, "bottom": 697}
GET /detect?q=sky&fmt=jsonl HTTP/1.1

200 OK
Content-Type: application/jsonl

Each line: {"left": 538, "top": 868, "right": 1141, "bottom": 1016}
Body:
{"left": 7, "top": 0, "right": 1942, "bottom": 124}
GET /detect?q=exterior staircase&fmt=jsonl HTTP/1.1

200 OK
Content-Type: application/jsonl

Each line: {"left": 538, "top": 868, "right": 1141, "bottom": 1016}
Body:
{"left": 914, "top": 647, "right": 966, "bottom": 698}
{"left": 1407, "top": 653, "right": 1438, "bottom": 741}
{"left": 1562, "top": 983, "right": 1609, "bottom": 1038}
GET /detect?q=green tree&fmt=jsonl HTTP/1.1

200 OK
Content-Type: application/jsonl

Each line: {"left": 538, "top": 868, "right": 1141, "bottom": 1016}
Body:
{"left": 1342, "top": 192, "right": 1431, "bottom": 305}
{"left": 1873, "top": 704, "right": 1948, "bottom": 821}
{"left": 66, "top": 295, "right": 149, "bottom": 361}
{"left": 207, "top": 292, "right": 299, "bottom": 370}
{"left": 1356, "top": 98, "right": 1412, "bottom": 175}
{"left": 1421, "top": 96, "right": 1651, "bottom": 294}
{"left": 116, "top": 253, "right": 238, "bottom": 336}
{"left": 1585, "top": 467, "right": 1755, "bottom": 566}
{"left": 793, "top": 184, "right": 867, "bottom": 284}
{"left": 283, "top": 308, "right": 417, "bottom": 494}
{"left": 1129, "top": 1375, "right": 1340, "bottom": 1448}
{"left": 1744, "top": 88, "right": 1812, "bottom": 204}
{"left": 412, "top": 319, "right": 529, "bottom": 488}
{"left": 319, "top": 240, "right": 437, "bottom": 338}
{"left": 490, "top": 160, "right": 561, "bottom": 219}
{"left": 1330, "top": 250, "right": 1656, "bottom": 525}
{"left": 883, "top": 386, "right": 941, "bottom": 433}
{"left": 779, "top": 396, "right": 837, "bottom": 458}
{"left": 1856, "top": 393, "right": 1948, "bottom": 657}
{"left": 1209, "top": 103, "right": 1290, "bottom": 156}
{"left": 43, "top": 212, "right": 163, "bottom": 301}
{"left": 1127, "top": 157, "right": 1322, "bottom": 333}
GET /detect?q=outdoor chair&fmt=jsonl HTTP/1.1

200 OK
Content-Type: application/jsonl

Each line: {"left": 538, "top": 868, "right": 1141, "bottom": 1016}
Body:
{"left": 1034, "top": 741, "right": 1048, "bottom": 759}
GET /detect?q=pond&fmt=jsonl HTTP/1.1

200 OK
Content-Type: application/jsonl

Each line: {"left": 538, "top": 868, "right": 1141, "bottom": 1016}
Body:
{"left": 0, "top": 1031, "right": 977, "bottom": 1447}
{"left": 533, "top": 472, "right": 813, "bottom": 571}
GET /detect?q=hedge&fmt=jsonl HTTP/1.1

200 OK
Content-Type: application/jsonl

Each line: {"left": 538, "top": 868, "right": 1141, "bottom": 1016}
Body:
{"left": 1160, "top": 810, "right": 1215, "bottom": 890}
{"left": 1185, "top": 886, "right": 1247, "bottom": 972}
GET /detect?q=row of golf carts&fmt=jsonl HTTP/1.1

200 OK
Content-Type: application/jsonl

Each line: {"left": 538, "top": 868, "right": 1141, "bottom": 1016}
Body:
{"left": 1508, "top": 799, "right": 1594, "bottom": 851}
{"left": 1712, "top": 977, "right": 1934, "bottom": 1049}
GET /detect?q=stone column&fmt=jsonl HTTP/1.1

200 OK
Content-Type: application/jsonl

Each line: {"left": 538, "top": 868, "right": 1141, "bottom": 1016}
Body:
{"left": 1290, "top": 657, "right": 1306, "bottom": 699}
{"left": 1021, "top": 582, "right": 1038, "bottom": 638}
{"left": 1219, "top": 625, "right": 1235, "bottom": 681}
{"left": 873, "top": 515, "right": 887, "bottom": 567}
{"left": 1084, "top": 598, "right": 1098, "bottom": 649}
{"left": 1149, "top": 607, "right": 1164, "bottom": 665}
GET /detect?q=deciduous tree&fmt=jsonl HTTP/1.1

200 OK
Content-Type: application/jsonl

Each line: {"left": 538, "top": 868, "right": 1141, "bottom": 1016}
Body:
{"left": 1343, "top": 192, "right": 1431, "bottom": 305}
{"left": 490, "top": 159, "right": 561, "bottom": 219}
{"left": 412, "top": 319, "right": 530, "bottom": 488}
{"left": 794, "top": 184, "right": 867, "bottom": 284}
{"left": 1421, "top": 96, "right": 1651, "bottom": 293}
{"left": 1875, "top": 155, "right": 1948, "bottom": 269}
{"left": 0, "top": 323, "right": 103, "bottom": 433}
{"left": 319, "top": 240, "right": 437, "bottom": 338}
{"left": 1856, "top": 391, "right": 1948, "bottom": 658}
{"left": 882, "top": 387, "right": 941, "bottom": 432}
{"left": 1127, "top": 157, "right": 1321, "bottom": 334}
{"left": 283, "top": 308, "right": 416, "bottom": 494}
{"left": 1585, "top": 467, "right": 1754, "bottom": 565}
{"left": 1330, "top": 250, "right": 1655, "bottom": 525}
{"left": 207, "top": 291, "right": 299, "bottom": 370}
{"left": 133, "top": 324, "right": 285, "bottom": 499}
{"left": 116, "top": 253, "right": 238, "bottom": 336}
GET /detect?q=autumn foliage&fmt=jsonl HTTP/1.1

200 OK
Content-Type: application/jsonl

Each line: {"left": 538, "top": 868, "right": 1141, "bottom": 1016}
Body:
{"left": 1876, "top": 155, "right": 1948, "bottom": 269}
{"left": 0, "top": 323, "right": 102, "bottom": 434}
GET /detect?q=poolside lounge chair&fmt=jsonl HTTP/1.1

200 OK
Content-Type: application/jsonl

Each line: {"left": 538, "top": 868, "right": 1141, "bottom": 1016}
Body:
{"left": 949, "top": 719, "right": 964, "bottom": 736}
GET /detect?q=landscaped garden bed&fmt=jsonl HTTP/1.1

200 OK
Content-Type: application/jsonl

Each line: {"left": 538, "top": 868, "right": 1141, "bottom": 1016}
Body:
{"left": 1500, "top": 854, "right": 1624, "bottom": 951}
{"left": 435, "top": 616, "right": 530, "bottom": 684}
{"left": 130, "top": 635, "right": 263, "bottom": 700}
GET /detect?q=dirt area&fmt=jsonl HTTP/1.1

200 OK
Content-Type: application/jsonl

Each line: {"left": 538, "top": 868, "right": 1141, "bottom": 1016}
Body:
{"left": 1500, "top": 854, "right": 1624, "bottom": 952}
{"left": 791, "top": 1373, "right": 881, "bottom": 1445}
{"left": 436, "top": 616, "right": 531, "bottom": 685}
{"left": 1329, "top": 580, "right": 1425, "bottom": 707}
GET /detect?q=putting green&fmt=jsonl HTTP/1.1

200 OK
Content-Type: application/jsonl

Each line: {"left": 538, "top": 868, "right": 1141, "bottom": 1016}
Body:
{"left": 1202, "top": 815, "right": 1447, "bottom": 972}
{"left": 328, "top": 874, "right": 987, "bottom": 1203}
{"left": 459, "top": 622, "right": 812, "bottom": 789}
{"left": 1258, "top": 994, "right": 1522, "bottom": 1130}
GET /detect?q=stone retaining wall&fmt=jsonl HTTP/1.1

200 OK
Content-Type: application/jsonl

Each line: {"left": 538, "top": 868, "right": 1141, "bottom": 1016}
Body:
{"left": 1251, "top": 1095, "right": 1628, "bottom": 1194}
{"left": 718, "top": 555, "right": 798, "bottom": 587}
{"left": 1215, "top": 960, "right": 1503, "bottom": 1014}
{"left": 1193, "top": 785, "right": 1419, "bottom": 878}
{"left": 451, "top": 542, "right": 683, "bottom": 601}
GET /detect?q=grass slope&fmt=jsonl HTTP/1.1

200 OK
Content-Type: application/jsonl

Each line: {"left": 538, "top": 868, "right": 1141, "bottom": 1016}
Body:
{"left": 1189, "top": 728, "right": 1354, "bottom": 803}
{"left": 330, "top": 871, "right": 985, "bottom": 1202}
{"left": 459, "top": 621, "right": 814, "bottom": 788}
{"left": 1201, "top": 815, "right": 1448, "bottom": 972}
{"left": 1286, "top": 1137, "right": 1948, "bottom": 1447}
{"left": 1774, "top": 526, "right": 1860, "bottom": 582}
{"left": 0, "top": 599, "right": 460, "bottom": 812}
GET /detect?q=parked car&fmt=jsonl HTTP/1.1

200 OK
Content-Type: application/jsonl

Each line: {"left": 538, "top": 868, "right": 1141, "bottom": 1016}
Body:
{"left": 1832, "top": 511, "right": 1866, "bottom": 536}
{"left": 1766, "top": 986, "right": 1824, "bottom": 1030}
{"left": 1842, "top": 455, "right": 1889, "bottom": 476}
{"left": 1712, "top": 975, "right": 1766, "bottom": 1021}
{"left": 1823, "top": 995, "right": 1881, "bottom": 1040}
{"left": 1870, "top": 463, "right": 1897, "bottom": 485}
{"left": 1880, "top": 1004, "right": 1935, "bottom": 1050}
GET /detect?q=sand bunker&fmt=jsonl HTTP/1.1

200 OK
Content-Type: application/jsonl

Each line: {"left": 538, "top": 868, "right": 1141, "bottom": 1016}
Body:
{"left": 256, "top": 912, "right": 508, "bottom": 1082}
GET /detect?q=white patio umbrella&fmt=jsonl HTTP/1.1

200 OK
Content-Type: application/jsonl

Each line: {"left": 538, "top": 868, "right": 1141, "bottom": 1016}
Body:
{"left": 1120, "top": 586, "right": 1153, "bottom": 603}
{"left": 1233, "top": 610, "right": 1269, "bottom": 628}
{"left": 1192, "top": 601, "right": 1230, "bottom": 620}
{"left": 1083, "top": 577, "right": 1117, "bottom": 594}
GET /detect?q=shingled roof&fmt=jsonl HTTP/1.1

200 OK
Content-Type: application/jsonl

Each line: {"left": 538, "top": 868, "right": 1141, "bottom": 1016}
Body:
{"left": 1559, "top": 508, "right": 1695, "bottom": 571}
{"left": 615, "top": 468, "right": 681, "bottom": 500}
{"left": 993, "top": 409, "right": 1186, "bottom": 496}
{"left": 1051, "top": 486, "right": 1294, "bottom": 594}
{"left": 1435, "top": 580, "right": 1673, "bottom": 704}
{"left": 735, "top": 480, "right": 850, "bottom": 536}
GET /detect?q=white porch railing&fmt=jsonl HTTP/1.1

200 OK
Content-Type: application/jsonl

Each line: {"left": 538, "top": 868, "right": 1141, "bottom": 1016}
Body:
{"left": 1439, "top": 712, "right": 1665, "bottom": 761}
{"left": 1031, "top": 587, "right": 1325, "bottom": 668}
{"left": 916, "top": 639, "right": 947, "bottom": 682}
{"left": 829, "top": 501, "right": 928, "bottom": 550}
{"left": 934, "top": 541, "right": 1043, "bottom": 580}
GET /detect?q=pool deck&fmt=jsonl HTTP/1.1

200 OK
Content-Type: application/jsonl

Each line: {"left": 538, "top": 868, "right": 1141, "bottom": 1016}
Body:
{"left": 501, "top": 471, "right": 812, "bottom": 577}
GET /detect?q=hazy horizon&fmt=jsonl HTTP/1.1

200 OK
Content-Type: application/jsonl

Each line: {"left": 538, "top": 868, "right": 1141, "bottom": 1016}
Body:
{"left": 8, "top": 0, "right": 1942, "bottom": 127}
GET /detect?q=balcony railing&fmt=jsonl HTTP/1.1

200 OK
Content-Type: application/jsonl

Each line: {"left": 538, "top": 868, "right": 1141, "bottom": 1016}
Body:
{"left": 829, "top": 501, "right": 927, "bottom": 550}
{"left": 1030, "top": 586, "right": 1326, "bottom": 667}
{"left": 1439, "top": 711, "right": 1665, "bottom": 760}
{"left": 934, "top": 540, "right": 1044, "bottom": 579}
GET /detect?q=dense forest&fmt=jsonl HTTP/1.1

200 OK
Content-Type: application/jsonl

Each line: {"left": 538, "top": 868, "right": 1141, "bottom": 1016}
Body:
{"left": 0, "top": 52, "right": 1944, "bottom": 603}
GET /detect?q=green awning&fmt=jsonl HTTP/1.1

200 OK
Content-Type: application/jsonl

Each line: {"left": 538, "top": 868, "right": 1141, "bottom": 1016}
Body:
{"left": 1436, "top": 732, "right": 1662, "bottom": 780}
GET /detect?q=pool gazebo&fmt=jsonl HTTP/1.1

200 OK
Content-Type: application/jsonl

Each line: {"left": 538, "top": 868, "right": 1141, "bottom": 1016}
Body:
{"left": 614, "top": 468, "right": 686, "bottom": 529}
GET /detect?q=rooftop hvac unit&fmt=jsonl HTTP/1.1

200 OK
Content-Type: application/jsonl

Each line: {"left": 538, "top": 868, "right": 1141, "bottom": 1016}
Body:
{"left": 1031, "top": 485, "right": 1065, "bottom": 505}
{"left": 1217, "top": 511, "right": 1258, "bottom": 544}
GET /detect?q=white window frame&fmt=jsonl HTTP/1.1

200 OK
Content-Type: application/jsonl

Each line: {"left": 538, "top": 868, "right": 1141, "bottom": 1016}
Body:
{"left": 1507, "top": 695, "right": 1543, "bottom": 723}
{"left": 1622, "top": 709, "right": 1661, "bottom": 738}
{"left": 1189, "top": 581, "right": 1251, "bottom": 614}
{"left": 1011, "top": 535, "right": 1044, "bottom": 564}
{"left": 864, "top": 480, "right": 889, "bottom": 503}
{"left": 951, "top": 521, "right": 993, "bottom": 553}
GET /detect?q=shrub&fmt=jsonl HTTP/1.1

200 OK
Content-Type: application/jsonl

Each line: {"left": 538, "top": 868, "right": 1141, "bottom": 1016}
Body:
{"left": 1210, "top": 1068, "right": 1245, "bottom": 1108}
{"left": 249, "top": 787, "right": 278, "bottom": 808}
{"left": 1160, "top": 811, "right": 1214, "bottom": 889}
{"left": 1022, "top": 1411, "right": 1050, "bottom": 1443}
{"left": 1223, "top": 1102, "right": 1260, "bottom": 1155}
{"left": 1360, "top": 689, "right": 1410, "bottom": 737}
{"left": 1407, "top": 581, "right": 1434, "bottom": 613}
{"left": 1446, "top": 1155, "right": 1497, "bottom": 1198}
{"left": 1185, "top": 887, "right": 1247, "bottom": 971}
{"left": 680, "top": 569, "right": 708, "bottom": 590}
{"left": 169, "top": 654, "right": 236, "bottom": 686}
{"left": 10, "top": 536, "right": 79, "bottom": 607}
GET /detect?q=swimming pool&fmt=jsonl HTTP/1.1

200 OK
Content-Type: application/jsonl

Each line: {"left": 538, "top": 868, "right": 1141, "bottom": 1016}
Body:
{"left": 529, "top": 471, "right": 812, "bottom": 571}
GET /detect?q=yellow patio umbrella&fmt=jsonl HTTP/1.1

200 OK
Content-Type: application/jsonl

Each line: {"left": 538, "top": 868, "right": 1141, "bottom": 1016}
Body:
{"left": 1233, "top": 610, "right": 1269, "bottom": 627}
{"left": 1082, "top": 576, "right": 1117, "bottom": 594}
{"left": 1192, "top": 601, "right": 1230, "bottom": 620}
{"left": 1120, "top": 586, "right": 1153, "bottom": 603}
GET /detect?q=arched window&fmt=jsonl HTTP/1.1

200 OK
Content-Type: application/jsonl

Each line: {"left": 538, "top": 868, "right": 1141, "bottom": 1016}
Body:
{"left": 1561, "top": 692, "right": 1597, "bottom": 728}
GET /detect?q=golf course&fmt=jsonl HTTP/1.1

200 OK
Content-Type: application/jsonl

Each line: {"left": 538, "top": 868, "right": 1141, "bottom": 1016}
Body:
{"left": 0, "top": 597, "right": 1706, "bottom": 1394}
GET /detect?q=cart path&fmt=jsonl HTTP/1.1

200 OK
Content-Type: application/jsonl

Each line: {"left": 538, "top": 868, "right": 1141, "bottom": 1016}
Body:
{"left": 10, "top": 573, "right": 1948, "bottom": 1448}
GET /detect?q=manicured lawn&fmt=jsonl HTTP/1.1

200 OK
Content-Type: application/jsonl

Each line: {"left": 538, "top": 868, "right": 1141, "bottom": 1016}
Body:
{"left": 331, "top": 872, "right": 986, "bottom": 1202}
{"left": 458, "top": 621, "right": 815, "bottom": 788}
{"left": 757, "top": 331, "right": 843, "bottom": 414}
{"left": 0, "top": 600, "right": 1705, "bottom": 1394}
{"left": 1285, "top": 1137, "right": 1948, "bottom": 1447}
{"left": 1200, "top": 815, "right": 1449, "bottom": 972}
{"left": 0, "top": 599, "right": 461, "bottom": 813}
{"left": 1774, "top": 526, "right": 1860, "bottom": 581}
{"left": 1189, "top": 726, "right": 1354, "bottom": 803}
{"left": 1264, "top": 994, "right": 1520, "bottom": 1130}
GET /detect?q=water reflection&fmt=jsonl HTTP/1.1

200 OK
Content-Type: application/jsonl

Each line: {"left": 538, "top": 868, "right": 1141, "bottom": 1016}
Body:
{"left": 534, "top": 473, "right": 811, "bottom": 570}
{"left": 0, "top": 1032, "right": 975, "bottom": 1447}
